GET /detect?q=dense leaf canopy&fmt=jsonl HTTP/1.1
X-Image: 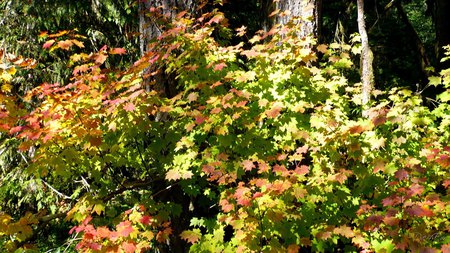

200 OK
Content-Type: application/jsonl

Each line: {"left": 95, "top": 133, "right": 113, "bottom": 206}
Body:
{"left": 0, "top": 0, "right": 449, "bottom": 252}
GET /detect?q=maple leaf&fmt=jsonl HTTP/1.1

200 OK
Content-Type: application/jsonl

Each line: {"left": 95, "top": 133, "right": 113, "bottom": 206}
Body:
{"left": 213, "top": 62, "right": 227, "bottom": 71}
{"left": 94, "top": 53, "right": 108, "bottom": 65}
{"left": 442, "top": 244, "right": 450, "bottom": 253}
{"left": 9, "top": 126, "right": 23, "bottom": 135}
{"left": 166, "top": 169, "right": 181, "bottom": 181}
{"left": 195, "top": 115, "right": 207, "bottom": 125}
{"left": 236, "top": 26, "right": 247, "bottom": 36}
{"left": 333, "top": 225, "right": 354, "bottom": 238}
{"left": 382, "top": 195, "right": 401, "bottom": 207}
{"left": 187, "top": 92, "right": 199, "bottom": 102}
{"left": 121, "top": 241, "right": 137, "bottom": 253}
{"left": 71, "top": 39, "right": 84, "bottom": 48}
{"left": 383, "top": 217, "right": 399, "bottom": 226}
{"left": 123, "top": 102, "right": 135, "bottom": 112}
{"left": 258, "top": 161, "right": 270, "bottom": 173}
{"left": 373, "top": 160, "right": 385, "bottom": 173}
{"left": 43, "top": 39, "right": 55, "bottom": 49}
{"left": 294, "top": 165, "right": 309, "bottom": 175}
{"left": 57, "top": 40, "right": 73, "bottom": 50}
{"left": 219, "top": 199, "right": 234, "bottom": 212}
{"left": 407, "top": 183, "right": 424, "bottom": 197}
{"left": 287, "top": 244, "right": 300, "bottom": 253}
{"left": 207, "top": 13, "right": 224, "bottom": 25}
{"left": 140, "top": 215, "right": 152, "bottom": 226}
{"left": 406, "top": 205, "right": 434, "bottom": 217}
{"left": 96, "top": 226, "right": 111, "bottom": 238}
{"left": 180, "top": 229, "right": 202, "bottom": 244}
{"left": 242, "top": 160, "right": 255, "bottom": 171}
{"left": 89, "top": 136, "right": 102, "bottom": 147}
{"left": 436, "top": 154, "right": 450, "bottom": 168}
{"left": 110, "top": 47, "right": 127, "bottom": 55}
{"left": 394, "top": 169, "right": 409, "bottom": 180}
{"left": 265, "top": 102, "right": 283, "bottom": 118}
{"left": 116, "top": 221, "right": 134, "bottom": 237}
{"left": 317, "top": 44, "right": 328, "bottom": 53}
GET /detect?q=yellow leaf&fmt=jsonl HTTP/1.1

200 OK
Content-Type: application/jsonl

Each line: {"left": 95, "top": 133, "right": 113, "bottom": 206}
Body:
{"left": 92, "top": 204, "right": 105, "bottom": 215}
{"left": 1, "top": 83, "right": 12, "bottom": 92}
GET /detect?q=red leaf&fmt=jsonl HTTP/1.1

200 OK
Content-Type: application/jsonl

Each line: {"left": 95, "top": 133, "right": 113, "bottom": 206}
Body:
{"left": 258, "top": 161, "right": 270, "bottom": 173}
{"left": 382, "top": 195, "right": 401, "bottom": 207}
{"left": 110, "top": 47, "right": 127, "bottom": 55}
{"left": 407, "top": 183, "right": 424, "bottom": 197}
{"left": 9, "top": 126, "right": 23, "bottom": 135}
{"left": 383, "top": 217, "right": 400, "bottom": 226}
{"left": 442, "top": 243, "right": 450, "bottom": 253}
{"left": 436, "top": 154, "right": 450, "bottom": 168}
{"left": 43, "top": 39, "right": 55, "bottom": 49}
{"left": 116, "top": 221, "right": 134, "bottom": 237}
{"left": 213, "top": 62, "right": 227, "bottom": 71}
{"left": 443, "top": 180, "right": 450, "bottom": 188}
{"left": 394, "top": 169, "right": 409, "bottom": 180}
{"left": 140, "top": 215, "right": 152, "bottom": 226}
{"left": 406, "top": 205, "right": 434, "bottom": 217}
{"left": 195, "top": 115, "right": 207, "bottom": 125}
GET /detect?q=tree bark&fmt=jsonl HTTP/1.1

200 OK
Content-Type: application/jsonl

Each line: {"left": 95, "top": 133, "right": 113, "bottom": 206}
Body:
{"left": 357, "top": 0, "right": 374, "bottom": 117}
{"left": 273, "top": 0, "right": 321, "bottom": 38}
{"left": 139, "top": 0, "right": 196, "bottom": 97}
{"left": 139, "top": 0, "right": 195, "bottom": 55}
{"left": 435, "top": 0, "right": 450, "bottom": 70}
{"left": 394, "top": 1, "right": 432, "bottom": 81}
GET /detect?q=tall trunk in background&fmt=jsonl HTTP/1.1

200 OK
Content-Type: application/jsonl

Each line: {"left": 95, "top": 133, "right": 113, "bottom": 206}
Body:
{"left": 435, "top": 0, "right": 450, "bottom": 70}
{"left": 139, "top": 0, "right": 195, "bottom": 55}
{"left": 139, "top": 0, "right": 196, "bottom": 97}
{"left": 138, "top": 2, "right": 196, "bottom": 253}
{"left": 268, "top": 0, "right": 321, "bottom": 38}
{"left": 395, "top": 1, "right": 432, "bottom": 81}
{"left": 357, "top": 0, "right": 374, "bottom": 117}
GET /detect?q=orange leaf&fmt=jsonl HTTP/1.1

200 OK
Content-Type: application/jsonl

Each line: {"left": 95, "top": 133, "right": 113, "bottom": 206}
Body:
{"left": 110, "top": 47, "right": 127, "bottom": 55}
{"left": 242, "top": 160, "right": 255, "bottom": 171}
{"left": 116, "top": 221, "right": 134, "bottom": 237}
{"left": 71, "top": 39, "right": 84, "bottom": 48}
{"left": 180, "top": 229, "right": 202, "bottom": 244}
{"left": 94, "top": 53, "right": 108, "bottom": 65}
{"left": 121, "top": 241, "right": 136, "bottom": 253}
{"left": 57, "top": 40, "right": 73, "bottom": 50}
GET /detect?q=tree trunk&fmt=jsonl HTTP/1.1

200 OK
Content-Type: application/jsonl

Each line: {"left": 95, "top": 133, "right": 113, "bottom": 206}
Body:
{"left": 395, "top": 1, "right": 432, "bottom": 82}
{"left": 272, "top": 0, "right": 321, "bottom": 38}
{"left": 138, "top": 2, "right": 196, "bottom": 252}
{"left": 435, "top": 0, "right": 450, "bottom": 70}
{"left": 357, "top": 0, "right": 374, "bottom": 117}
{"left": 139, "top": 0, "right": 196, "bottom": 97}
{"left": 139, "top": 0, "right": 195, "bottom": 55}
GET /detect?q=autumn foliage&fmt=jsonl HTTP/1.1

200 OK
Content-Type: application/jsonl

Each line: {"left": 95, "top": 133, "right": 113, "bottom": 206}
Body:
{"left": 0, "top": 7, "right": 449, "bottom": 253}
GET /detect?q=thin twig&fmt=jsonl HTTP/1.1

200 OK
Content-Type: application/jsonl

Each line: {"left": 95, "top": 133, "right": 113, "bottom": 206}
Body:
{"left": 42, "top": 180, "right": 72, "bottom": 199}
